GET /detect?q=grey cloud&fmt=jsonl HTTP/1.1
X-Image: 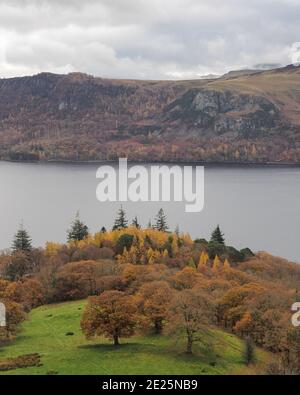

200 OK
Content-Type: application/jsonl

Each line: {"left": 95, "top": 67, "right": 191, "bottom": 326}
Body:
{"left": 0, "top": 0, "right": 299, "bottom": 79}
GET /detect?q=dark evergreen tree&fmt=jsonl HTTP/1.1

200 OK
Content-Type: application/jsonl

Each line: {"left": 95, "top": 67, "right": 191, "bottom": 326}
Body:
{"left": 112, "top": 206, "right": 128, "bottom": 230}
{"left": 115, "top": 234, "right": 134, "bottom": 255}
{"left": 67, "top": 212, "right": 89, "bottom": 242}
{"left": 131, "top": 216, "right": 140, "bottom": 229}
{"left": 12, "top": 223, "right": 32, "bottom": 253}
{"left": 155, "top": 208, "right": 168, "bottom": 232}
{"left": 210, "top": 225, "right": 225, "bottom": 245}
{"left": 100, "top": 226, "right": 107, "bottom": 233}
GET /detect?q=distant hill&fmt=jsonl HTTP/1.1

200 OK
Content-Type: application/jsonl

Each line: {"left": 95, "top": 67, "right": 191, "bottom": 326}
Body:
{"left": 1, "top": 65, "right": 300, "bottom": 163}
{"left": 220, "top": 69, "right": 262, "bottom": 79}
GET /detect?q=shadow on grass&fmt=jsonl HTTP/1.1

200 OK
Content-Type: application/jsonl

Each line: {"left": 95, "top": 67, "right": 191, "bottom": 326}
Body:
{"left": 78, "top": 341, "right": 215, "bottom": 367}
{"left": 0, "top": 334, "right": 29, "bottom": 350}
{"left": 78, "top": 342, "right": 153, "bottom": 352}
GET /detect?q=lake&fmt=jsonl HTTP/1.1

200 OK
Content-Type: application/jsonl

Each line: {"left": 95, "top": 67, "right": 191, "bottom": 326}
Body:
{"left": 0, "top": 161, "right": 299, "bottom": 262}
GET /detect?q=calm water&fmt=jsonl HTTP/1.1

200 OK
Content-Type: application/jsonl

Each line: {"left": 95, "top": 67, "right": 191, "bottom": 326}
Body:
{"left": 0, "top": 161, "right": 299, "bottom": 262}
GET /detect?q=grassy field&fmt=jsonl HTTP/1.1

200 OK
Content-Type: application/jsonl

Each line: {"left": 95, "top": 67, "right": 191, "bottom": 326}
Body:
{"left": 0, "top": 300, "right": 272, "bottom": 375}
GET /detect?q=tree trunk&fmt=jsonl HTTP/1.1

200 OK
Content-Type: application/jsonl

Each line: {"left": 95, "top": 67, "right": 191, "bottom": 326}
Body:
{"left": 154, "top": 319, "right": 163, "bottom": 334}
{"left": 186, "top": 338, "right": 193, "bottom": 354}
{"left": 113, "top": 334, "right": 119, "bottom": 346}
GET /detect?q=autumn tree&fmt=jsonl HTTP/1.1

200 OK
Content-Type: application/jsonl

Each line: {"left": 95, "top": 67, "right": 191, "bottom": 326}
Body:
{"left": 4, "top": 252, "right": 33, "bottom": 281}
{"left": 172, "top": 267, "right": 201, "bottom": 290}
{"left": 198, "top": 251, "right": 209, "bottom": 272}
{"left": 168, "top": 289, "right": 215, "bottom": 354}
{"left": 155, "top": 208, "right": 168, "bottom": 232}
{"left": 212, "top": 255, "right": 222, "bottom": 272}
{"left": 4, "top": 278, "right": 45, "bottom": 311}
{"left": 67, "top": 212, "right": 89, "bottom": 242}
{"left": 81, "top": 290, "right": 138, "bottom": 345}
{"left": 210, "top": 225, "right": 225, "bottom": 245}
{"left": 53, "top": 260, "right": 119, "bottom": 302}
{"left": 113, "top": 206, "right": 128, "bottom": 230}
{"left": 0, "top": 300, "right": 26, "bottom": 342}
{"left": 138, "top": 281, "right": 173, "bottom": 334}
{"left": 223, "top": 258, "right": 231, "bottom": 270}
{"left": 187, "top": 257, "right": 196, "bottom": 268}
{"left": 171, "top": 234, "right": 179, "bottom": 256}
{"left": 12, "top": 223, "right": 32, "bottom": 253}
{"left": 280, "top": 329, "right": 300, "bottom": 374}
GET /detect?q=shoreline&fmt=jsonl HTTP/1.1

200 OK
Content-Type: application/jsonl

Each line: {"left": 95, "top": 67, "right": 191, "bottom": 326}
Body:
{"left": 2, "top": 158, "right": 300, "bottom": 168}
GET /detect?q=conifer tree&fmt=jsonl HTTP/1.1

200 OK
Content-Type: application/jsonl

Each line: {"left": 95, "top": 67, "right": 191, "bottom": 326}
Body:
{"left": 147, "top": 247, "right": 154, "bottom": 262}
{"left": 171, "top": 233, "right": 179, "bottom": 255}
{"left": 212, "top": 255, "right": 221, "bottom": 272}
{"left": 100, "top": 226, "right": 107, "bottom": 233}
{"left": 223, "top": 258, "right": 231, "bottom": 270}
{"left": 187, "top": 257, "right": 196, "bottom": 268}
{"left": 12, "top": 223, "right": 32, "bottom": 253}
{"left": 210, "top": 225, "right": 225, "bottom": 245}
{"left": 198, "top": 251, "right": 209, "bottom": 270}
{"left": 112, "top": 206, "right": 128, "bottom": 230}
{"left": 67, "top": 212, "right": 89, "bottom": 242}
{"left": 155, "top": 208, "right": 168, "bottom": 232}
{"left": 131, "top": 216, "right": 141, "bottom": 229}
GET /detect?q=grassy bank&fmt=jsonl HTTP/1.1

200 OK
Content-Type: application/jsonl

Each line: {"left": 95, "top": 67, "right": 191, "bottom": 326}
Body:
{"left": 0, "top": 300, "right": 272, "bottom": 375}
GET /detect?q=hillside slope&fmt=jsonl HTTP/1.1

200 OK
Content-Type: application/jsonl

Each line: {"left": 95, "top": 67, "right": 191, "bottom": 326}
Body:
{"left": 0, "top": 300, "right": 271, "bottom": 375}
{"left": 0, "top": 65, "right": 300, "bottom": 163}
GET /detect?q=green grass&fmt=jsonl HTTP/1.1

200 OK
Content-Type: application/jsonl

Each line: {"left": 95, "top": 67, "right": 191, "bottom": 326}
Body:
{"left": 0, "top": 300, "right": 272, "bottom": 375}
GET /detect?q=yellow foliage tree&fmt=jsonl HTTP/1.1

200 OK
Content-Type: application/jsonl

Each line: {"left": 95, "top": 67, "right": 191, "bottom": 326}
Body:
{"left": 198, "top": 251, "right": 209, "bottom": 271}
{"left": 45, "top": 242, "right": 62, "bottom": 257}
{"left": 187, "top": 257, "right": 196, "bottom": 269}
{"left": 117, "top": 247, "right": 131, "bottom": 265}
{"left": 212, "top": 255, "right": 221, "bottom": 272}
{"left": 223, "top": 259, "right": 231, "bottom": 270}
{"left": 182, "top": 233, "right": 193, "bottom": 247}
{"left": 146, "top": 247, "right": 161, "bottom": 264}
{"left": 171, "top": 233, "right": 179, "bottom": 255}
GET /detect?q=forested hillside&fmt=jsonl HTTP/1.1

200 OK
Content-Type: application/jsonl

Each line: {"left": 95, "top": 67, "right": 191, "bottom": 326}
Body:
{"left": 0, "top": 215, "right": 299, "bottom": 374}
{"left": 1, "top": 65, "right": 300, "bottom": 163}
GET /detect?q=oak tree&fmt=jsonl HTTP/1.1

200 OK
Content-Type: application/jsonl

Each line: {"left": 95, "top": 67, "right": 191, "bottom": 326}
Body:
{"left": 81, "top": 290, "right": 138, "bottom": 345}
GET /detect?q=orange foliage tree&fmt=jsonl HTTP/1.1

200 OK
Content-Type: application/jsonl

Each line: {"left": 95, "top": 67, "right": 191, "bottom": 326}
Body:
{"left": 81, "top": 290, "right": 139, "bottom": 345}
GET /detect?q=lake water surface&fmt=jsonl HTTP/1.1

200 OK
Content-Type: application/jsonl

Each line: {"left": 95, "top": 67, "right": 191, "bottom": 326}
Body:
{"left": 0, "top": 161, "right": 299, "bottom": 262}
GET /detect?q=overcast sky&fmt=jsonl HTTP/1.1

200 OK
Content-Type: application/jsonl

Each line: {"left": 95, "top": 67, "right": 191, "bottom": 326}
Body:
{"left": 0, "top": 0, "right": 299, "bottom": 79}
